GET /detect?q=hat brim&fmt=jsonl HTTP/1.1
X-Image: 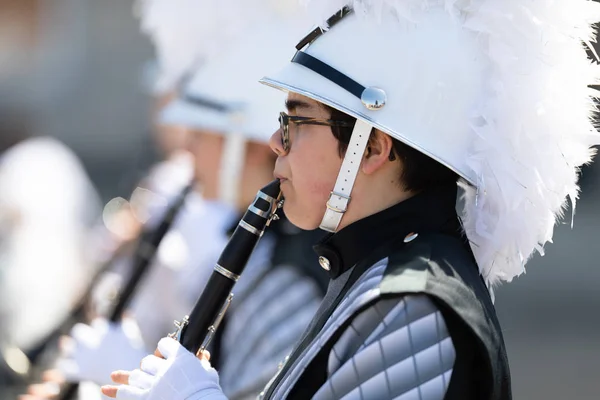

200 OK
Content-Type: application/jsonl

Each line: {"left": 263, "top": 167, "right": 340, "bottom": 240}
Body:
{"left": 260, "top": 67, "right": 476, "bottom": 186}
{"left": 160, "top": 98, "right": 233, "bottom": 135}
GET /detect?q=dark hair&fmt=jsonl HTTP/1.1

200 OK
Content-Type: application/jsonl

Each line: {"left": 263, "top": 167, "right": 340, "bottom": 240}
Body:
{"left": 323, "top": 104, "right": 458, "bottom": 192}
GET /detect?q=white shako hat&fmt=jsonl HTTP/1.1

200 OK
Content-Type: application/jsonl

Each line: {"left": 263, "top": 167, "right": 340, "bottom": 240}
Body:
{"left": 135, "top": 0, "right": 223, "bottom": 94}
{"left": 261, "top": 0, "right": 600, "bottom": 288}
{"left": 160, "top": 1, "right": 311, "bottom": 206}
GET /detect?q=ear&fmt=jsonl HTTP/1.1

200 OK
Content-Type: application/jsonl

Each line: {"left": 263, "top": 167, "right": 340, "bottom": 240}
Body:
{"left": 361, "top": 129, "right": 393, "bottom": 175}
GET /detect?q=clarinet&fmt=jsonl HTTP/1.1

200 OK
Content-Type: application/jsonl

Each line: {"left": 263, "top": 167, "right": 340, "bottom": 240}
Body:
{"left": 171, "top": 179, "right": 282, "bottom": 355}
{"left": 59, "top": 181, "right": 195, "bottom": 400}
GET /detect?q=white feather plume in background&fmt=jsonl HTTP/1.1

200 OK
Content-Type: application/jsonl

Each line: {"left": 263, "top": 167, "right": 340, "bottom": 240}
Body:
{"left": 134, "top": 0, "right": 223, "bottom": 93}
{"left": 135, "top": 0, "right": 306, "bottom": 93}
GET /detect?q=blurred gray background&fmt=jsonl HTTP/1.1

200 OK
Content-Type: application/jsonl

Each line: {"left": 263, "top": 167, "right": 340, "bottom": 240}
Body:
{"left": 1, "top": 1, "right": 599, "bottom": 398}
{"left": 1, "top": 0, "right": 157, "bottom": 203}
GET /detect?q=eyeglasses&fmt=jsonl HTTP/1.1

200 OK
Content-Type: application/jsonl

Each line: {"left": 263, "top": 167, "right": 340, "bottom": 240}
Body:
{"left": 278, "top": 111, "right": 355, "bottom": 154}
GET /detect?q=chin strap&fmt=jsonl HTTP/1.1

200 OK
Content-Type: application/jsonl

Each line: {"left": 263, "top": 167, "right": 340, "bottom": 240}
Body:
{"left": 218, "top": 132, "right": 246, "bottom": 207}
{"left": 319, "top": 119, "right": 372, "bottom": 232}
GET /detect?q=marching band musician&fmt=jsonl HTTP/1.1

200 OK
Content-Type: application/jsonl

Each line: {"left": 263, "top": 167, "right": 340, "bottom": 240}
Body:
{"left": 0, "top": 102, "right": 101, "bottom": 397}
{"left": 103, "top": 0, "right": 600, "bottom": 399}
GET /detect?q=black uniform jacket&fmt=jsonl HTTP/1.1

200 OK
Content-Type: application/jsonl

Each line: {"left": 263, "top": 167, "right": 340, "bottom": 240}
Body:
{"left": 262, "top": 183, "right": 511, "bottom": 400}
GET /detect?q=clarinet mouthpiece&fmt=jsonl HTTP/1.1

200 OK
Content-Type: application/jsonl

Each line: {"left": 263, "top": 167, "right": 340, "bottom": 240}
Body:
{"left": 260, "top": 179, "right": 281, "bottom": 199}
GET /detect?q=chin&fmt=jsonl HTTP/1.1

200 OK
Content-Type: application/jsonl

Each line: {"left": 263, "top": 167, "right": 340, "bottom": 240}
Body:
{"left": 282, "top": 202, "right": 320, "bottom": 231}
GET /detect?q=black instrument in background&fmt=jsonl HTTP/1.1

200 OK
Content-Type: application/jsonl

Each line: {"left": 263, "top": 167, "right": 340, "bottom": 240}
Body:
{"left": 59, "top": 182, "right": 194, "bottom": 400}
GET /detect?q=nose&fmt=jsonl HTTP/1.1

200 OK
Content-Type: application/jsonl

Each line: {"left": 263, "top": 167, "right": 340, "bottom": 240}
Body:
{"left": 269, "top": 128, "right": 285, "bottom": 156}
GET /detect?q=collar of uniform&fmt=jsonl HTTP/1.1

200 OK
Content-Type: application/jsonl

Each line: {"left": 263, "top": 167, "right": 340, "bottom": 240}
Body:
{"left": 313, "top": 183, "right": 462, "bottom": 279}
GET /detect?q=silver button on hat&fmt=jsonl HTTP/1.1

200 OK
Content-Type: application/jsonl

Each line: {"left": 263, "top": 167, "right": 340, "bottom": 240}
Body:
{"left": 319, "top": 256, "right": 331, "bottom": 271}
{"left": 361, "top": 87, "right": 387, "bottom": 110}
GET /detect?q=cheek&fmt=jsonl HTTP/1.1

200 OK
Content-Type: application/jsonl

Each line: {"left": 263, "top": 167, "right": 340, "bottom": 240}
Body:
{"left": 296, "top": 154, "right": 337, "bottom": 202}
{"left": 283, "top": 132, "right": 342, "bottom": 228}
{"left": 191, "top": 136, "right": 223, "bottom": 175}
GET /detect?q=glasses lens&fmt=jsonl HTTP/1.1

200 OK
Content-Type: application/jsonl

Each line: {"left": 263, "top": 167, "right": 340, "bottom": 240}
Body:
{"left": 280, "top": 113, "right": 289, "bottom": 153}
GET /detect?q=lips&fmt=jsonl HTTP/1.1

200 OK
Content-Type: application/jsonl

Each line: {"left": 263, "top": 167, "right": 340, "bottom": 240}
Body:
{"left": 274, "top": 173, "right": 288, "bottom": 183}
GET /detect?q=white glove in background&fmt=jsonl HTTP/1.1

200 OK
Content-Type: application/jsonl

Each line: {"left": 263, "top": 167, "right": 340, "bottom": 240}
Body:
{"left": 116, "top": 337, "right": 227, "bottom": 400}
{"left": 57, "top": 318, "right": 149, "bottom": 386}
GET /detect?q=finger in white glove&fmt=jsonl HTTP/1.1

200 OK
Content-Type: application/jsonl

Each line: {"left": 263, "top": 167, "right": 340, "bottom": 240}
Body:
{"left": 117, "top": 337, "right": 228, "bottom": 400}
{"left": 139, "top": 355, "right": 166, "bottom": 376}
{"left": 115, "top": 384, "right": 147, "bottom": 400}
{"left": 57, "top": 317, "right": 149, "bottom": 386}
{"left": 129, "top": 369, "right": 155, "bottom": 390}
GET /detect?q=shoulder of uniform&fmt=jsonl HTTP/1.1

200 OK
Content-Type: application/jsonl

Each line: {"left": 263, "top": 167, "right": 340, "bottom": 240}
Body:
{"left": 322, "top": 293, "right": 455, "bottom": 398}
{"left": 333, "top": 293, "right": 449, "bottom": 357}
{"left": 325, "top": 234, "right": 477, "bottom": 352}
{"left": 379, "top": 233, "right": 476, "bottom": 295}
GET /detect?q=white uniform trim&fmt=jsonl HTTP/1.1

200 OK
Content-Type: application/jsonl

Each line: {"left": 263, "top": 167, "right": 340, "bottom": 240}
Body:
{"left": 320, "top": 119, "right": 372, "bottom": 232}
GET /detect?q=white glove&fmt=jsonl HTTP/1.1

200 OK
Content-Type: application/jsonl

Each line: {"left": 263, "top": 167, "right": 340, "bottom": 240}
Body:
{"left": 57, "top": 318, "right": 148, "bottom": 386}
{"left": 115, "top": 337, "right": 228, "bottom": 400}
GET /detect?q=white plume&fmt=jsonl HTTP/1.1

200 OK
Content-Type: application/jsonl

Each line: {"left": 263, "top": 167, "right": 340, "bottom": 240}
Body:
{"left": 300, "top": 0, "right": 600, "bottom": 287}
{"left": 135, "top": 0, "right": 304, "bottom": 93}
{"left": 134, "top": 0, "right": 223, "bottom": 93}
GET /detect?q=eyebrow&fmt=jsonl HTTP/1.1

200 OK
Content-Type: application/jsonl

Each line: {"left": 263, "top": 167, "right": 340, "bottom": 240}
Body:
{"left": 285, "top": 99, "right": 314, "bottom": 112}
